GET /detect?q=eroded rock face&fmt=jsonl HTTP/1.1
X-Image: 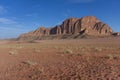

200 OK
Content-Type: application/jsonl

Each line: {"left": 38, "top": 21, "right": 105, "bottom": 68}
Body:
{"left": 33, "top": 27, "right": 50, "bottom": 36}
{"left": 93, "top": 22, "right": 113, "bottom": 35}
{"left": 61, "top": 18, "right": 79, "bottom": 34}
{"left": 50, "top": 25, "right": 62, "bottom": 35}
{"left": 18, "top": 16, "right": 113, "bottom": 40}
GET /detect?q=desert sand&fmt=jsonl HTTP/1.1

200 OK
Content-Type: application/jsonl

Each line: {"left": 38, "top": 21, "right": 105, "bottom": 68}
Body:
{"left": 0, "top": 37, "right": 120, "bottom": 80}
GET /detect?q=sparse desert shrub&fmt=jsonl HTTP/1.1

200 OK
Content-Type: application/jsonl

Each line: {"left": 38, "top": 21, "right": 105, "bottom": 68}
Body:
{"left": 104, "top": 54, "right": 114, "bottom": 59}
{"left": 16, "top": 46, "right": 24, "bottom": 49}
{"left": 94, "top": 47, "right": 102, "bottom": 52}
{"left": 64, "top": 49, "right": 73, "bottom": 54}
{"left": 77, "top": 46, "right": 86, "bottom": 51}
{"left": 76, "top": 52, "right": 85, "bottom": 56}
{"left": 34, "top": 49, "right": 41, "bottom": 53}
{"left": 76, "top": 53, "right": 82, "bottom": 56}
{"left": 9, "top": 50, "right": 18, "bottom": 55}
{"left": 23, "top": 60, "right": 37, "bottom": 65}
{"left": 112, "top": 54, "right": 120, "bottom": 59}
{"left": 54, "top": 46, "right": 59, "bottom": 49}
{"left": 104, "top": 54, "right": 120, "bottom": 59}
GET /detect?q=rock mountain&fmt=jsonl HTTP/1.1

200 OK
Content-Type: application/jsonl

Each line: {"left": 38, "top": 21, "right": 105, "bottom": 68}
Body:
{"left": 18, "top": 16, "right": 113, "bottom": 40}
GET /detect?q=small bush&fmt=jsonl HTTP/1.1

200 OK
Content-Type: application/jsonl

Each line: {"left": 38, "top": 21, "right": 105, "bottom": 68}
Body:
{"left": 64, "top": 49, "right": 73, "bottom": 54}
{"left": 104, "top": 54, "right": 120, "bottom": 59}
{"left": 23, "top": 60, "right": 37, "bottom": 65}
{"left": 94, "top": 47, "right": 102, "bottom": 52}
{"left": 9, "top": 50, "right": 18, "bottom": 55}
{"left": 34, "top": 48, "right": 41, "bottom": 53}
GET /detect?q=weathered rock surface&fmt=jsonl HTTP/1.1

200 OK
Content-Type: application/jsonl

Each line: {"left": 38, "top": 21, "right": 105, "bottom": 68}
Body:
{"left": 112, "top": 32, "right": 120, "bottom": 36}
{"left": 18, "top": 16, "right": 113, "bottom": 40}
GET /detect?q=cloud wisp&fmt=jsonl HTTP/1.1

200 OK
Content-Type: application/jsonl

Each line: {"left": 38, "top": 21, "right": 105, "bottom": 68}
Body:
{"left": 0, "top": 26, "right": 27, "bottom": 39}
{"left": 0, "top": 17, "right": 27, "bottom": 38}
{"left": 0, "top": 5, "right": 7, "bottom": 14}
{"left": 0, "top": 18, "right": 17, "bottom": 24}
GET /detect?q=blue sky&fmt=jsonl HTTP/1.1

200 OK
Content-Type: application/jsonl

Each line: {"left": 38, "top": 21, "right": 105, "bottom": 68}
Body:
{"left": 0, "top": 0, "right": 120, "bottom": 39}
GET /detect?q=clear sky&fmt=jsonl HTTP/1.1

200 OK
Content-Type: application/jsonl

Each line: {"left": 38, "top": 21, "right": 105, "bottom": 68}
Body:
{"left": 0, "top": 0, "right": 120, "bottom": 39}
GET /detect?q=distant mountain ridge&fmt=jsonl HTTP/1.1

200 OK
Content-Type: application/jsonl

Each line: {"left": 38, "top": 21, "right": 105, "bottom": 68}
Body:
{"left": 18, "top": 16, "right": 114, "bottom": 40}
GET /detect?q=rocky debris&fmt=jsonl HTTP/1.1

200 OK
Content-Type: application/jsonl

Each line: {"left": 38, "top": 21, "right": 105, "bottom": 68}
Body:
{"left": 112, "top": 32, "right": 120, "bottom": 36}
{"left": 18, "top": 16, "right": 113, "bottom": 40}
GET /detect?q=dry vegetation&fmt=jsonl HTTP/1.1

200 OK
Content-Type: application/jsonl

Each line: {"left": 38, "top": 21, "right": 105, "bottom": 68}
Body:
{"left": 0, "top": 37, "right": 120, "bottom": 80}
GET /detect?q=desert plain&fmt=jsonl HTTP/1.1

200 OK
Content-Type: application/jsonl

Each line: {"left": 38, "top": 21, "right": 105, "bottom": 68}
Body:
{"left": 0, "top": 37, "right": 120, "bottom": 80}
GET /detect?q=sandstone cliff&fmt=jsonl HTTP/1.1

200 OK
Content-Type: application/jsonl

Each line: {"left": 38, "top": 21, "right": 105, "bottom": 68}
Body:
{"left": 18, "top": 16, "right": 113, "bottom": 40}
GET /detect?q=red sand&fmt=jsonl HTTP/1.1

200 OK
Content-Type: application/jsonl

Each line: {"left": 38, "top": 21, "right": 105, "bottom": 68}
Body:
{"left": 0, "top": 37, "right": 120, "bottom": 80}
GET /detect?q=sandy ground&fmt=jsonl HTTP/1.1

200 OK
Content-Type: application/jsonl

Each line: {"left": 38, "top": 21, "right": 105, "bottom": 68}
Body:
{"left": 0, "top": 37, "right": 120, "bottom": 80}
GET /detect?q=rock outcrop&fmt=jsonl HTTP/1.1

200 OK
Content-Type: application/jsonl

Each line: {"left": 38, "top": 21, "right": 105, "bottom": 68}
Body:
{"left": 18, "top": 16, "right": 113, "bottom": 40}
{"left": 112, "top": 32, "right": 120, "bottom": 36}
